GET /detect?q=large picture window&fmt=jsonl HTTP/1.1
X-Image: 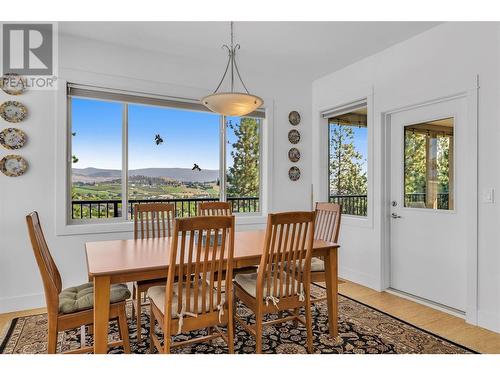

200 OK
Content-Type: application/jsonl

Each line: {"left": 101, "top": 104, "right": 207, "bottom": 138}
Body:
{"left": 69, "top": 84, "right": 263, "bottom": 221}
{"left": 327, "top": 106, "right": 368, "bottom": 217}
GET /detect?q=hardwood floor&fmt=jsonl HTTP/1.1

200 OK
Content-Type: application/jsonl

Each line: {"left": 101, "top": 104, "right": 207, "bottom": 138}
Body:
{"left": 1, "top": 280, "right": 500, "bottom": 353}
{"left": 338, "top": 281, "right": 500, "bottom": 354}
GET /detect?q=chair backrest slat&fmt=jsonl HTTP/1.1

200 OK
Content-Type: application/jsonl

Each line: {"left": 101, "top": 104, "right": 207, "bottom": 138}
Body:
{"left": 314, "top": 202, "right": 342, "bottom": 243}
{"left": 134, "top": 203, "right": 175, "bottom": 240}
{"left": 26, "top": 212, "right": 62, "bottom": 315}
{"left": 256, "top": 212, "right": 315, "bottom": 300}
{"left": 198, "top": 201, "right": 232, "bottom": 216}
{"left": 164, "top": 216, "right": 235, "bottom": 323}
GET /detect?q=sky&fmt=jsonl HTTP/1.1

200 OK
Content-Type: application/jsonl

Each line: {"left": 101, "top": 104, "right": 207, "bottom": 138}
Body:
{"left": 71, "top": 98, "right": 243, "bottom": 171}
{"left": 329, "top": 123, "right": 368, "bottom": 169}
{"left": 72, "top": 97, "right": 366, "bottom": 174}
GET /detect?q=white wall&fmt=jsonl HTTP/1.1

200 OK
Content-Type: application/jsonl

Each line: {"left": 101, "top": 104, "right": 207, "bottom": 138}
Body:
{"left": 312, "top": 22, "right": 500, "bottom": 332}
{"left": 0, "top": 34, "right": 313, "bottom": 312}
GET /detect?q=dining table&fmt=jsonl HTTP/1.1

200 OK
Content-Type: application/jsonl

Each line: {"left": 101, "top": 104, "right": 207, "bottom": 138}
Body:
{"left": 85, "top": 229, "right": 340, "bottom": 354}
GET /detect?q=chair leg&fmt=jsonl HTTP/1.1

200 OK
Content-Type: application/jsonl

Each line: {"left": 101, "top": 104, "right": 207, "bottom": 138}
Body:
{"left": 131, "top": 284, "right": 136, "bottom": 320}
{"left": 136, "top": 288, "right": 142, "bottom": 343}
{"left": 293, "top": 307, "right": 299, "bottom": 327}
{"left": 149, "top": 312, "right": 156, "bottom": 353}
{"left": 304, "top": 300, "right": 313, "bottom": 354}
{"left": 47, "top": 314, "right": 58, "bottom": 354}
{"left": 255, "top": 309, "right": 263, "bottom": 354}
{"left": 227, "top": 302, "right": 235, "bottom": 354}
{"left": 118, "top": 306, "right": 131, "bottom": 354}
{"left": 164, "top": 326, "right": 171, "bottom": 354}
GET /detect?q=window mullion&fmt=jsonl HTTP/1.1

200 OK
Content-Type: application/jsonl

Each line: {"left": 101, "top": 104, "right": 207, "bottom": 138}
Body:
{"left": 121, "top": 103, "right": 128, "bottom": 220}
{"left": 219, "top": 115, "right": 227, "bottom": 203}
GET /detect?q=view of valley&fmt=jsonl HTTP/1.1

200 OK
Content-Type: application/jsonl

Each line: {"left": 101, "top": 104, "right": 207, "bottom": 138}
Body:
{"left": 70, "top": 100, "right": 262, "bottom": 219}
{"left": 72, "top": 167, "right": 220, "bottom": 201}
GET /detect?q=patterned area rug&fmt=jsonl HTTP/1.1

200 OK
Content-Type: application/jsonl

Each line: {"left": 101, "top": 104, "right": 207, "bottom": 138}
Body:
{"left": 0, "top": 284, "right": 476, "bottom": 354}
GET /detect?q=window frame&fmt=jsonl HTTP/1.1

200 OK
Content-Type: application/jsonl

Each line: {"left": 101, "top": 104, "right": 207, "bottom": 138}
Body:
{"left": 66, "top": 84, "right": 264, "bottom": 225}
{"left": 317, "top": 95, "right": 373, "bottom": 228}
{"left": 325, "top": 104, "right": 369, "bottom": 218}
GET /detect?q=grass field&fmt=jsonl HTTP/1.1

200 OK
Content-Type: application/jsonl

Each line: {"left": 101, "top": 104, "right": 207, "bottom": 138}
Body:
{"left": 72, "top": 180, "right": 219, "bottom": 201}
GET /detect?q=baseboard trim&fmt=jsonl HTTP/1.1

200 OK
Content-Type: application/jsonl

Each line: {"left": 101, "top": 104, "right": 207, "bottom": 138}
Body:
{"left": 339, "top": 266, "right": 380, "bottom": 291}
{"left": 477, "top": 309, "right": 500, "bottom": 334}
{"left": 0, "top": 293, "right": 45, "bottom": 314}
{"left": 386, "top": 288, "right": 466, "bottom": 319}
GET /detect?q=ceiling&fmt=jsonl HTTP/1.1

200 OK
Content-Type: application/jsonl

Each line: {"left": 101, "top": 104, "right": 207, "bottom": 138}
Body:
{"left": 59, "top": 21, "right": 440, "bottom": 81}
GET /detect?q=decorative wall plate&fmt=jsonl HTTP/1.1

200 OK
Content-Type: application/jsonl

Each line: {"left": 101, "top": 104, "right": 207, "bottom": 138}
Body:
{"left": 0, "top": 155, "right": 28, "bottom": 177}
{"left": 288, "top": 147, "right": 301, "bottom": 162}
{"left": 288, "top": 111, "right": 301, "bottom": 126}
{"left": 0, "top": 128, "right": 27, "bottom": 149}
{"left": 288, "top": 166, "right": 301, "bottom": 181}
{"left": 0, "top": 73, "right": 26, "bottom": 95}
{"left": 0, "top": 101, "right": 28, "bottom": 123}
{"left": 288, "top": 129, "right": 301, "bottom": 144}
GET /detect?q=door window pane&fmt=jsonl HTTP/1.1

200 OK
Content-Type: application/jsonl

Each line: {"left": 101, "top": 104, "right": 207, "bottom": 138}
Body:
{"left": 71, "top": 98, "right": 123, "bottom": 219}
{"left": 226, "top": 116, "right": 261, "bottom": 213}
{"left": 404, "top": 118, "right": 454, "bottom": 210}
{"left": 328, "top": 108, "right": 368, "bottom": 216}
{"left": 127, "top": 105, "right": 220, "bottom": 217}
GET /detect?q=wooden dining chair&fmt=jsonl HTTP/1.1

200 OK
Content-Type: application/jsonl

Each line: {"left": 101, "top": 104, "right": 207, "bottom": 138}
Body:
{"left": 198, "top": 201, "right": 232, "bottom": 216}
{"left": 133, "top": 202, "right": 175, "bottom": 343}
{"left": 310, "top": 203, "right": 342, "bottom": 297}
{"left": 233, "top": 211, "right": 316, "bottom": 353}
{"left": 198, "top": 201, "right": 256, "bottom": 276}
{"left": 148, "top": 215, "right": 236, "bottom": 353}
{"left": 26, "top": 211, "right": 131, "bottom": 354}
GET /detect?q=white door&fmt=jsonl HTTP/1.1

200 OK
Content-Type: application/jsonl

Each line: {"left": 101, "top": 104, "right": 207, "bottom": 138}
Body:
{"left": 389, "top": 97, "right": 470, "bottom": 311}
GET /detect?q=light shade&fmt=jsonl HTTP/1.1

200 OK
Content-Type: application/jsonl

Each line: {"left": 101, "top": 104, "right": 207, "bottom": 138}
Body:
{"left": 201, "top": 92, "right": 263, "bottom": 117}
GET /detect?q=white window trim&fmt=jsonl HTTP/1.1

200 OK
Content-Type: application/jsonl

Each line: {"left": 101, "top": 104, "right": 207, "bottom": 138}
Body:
{"left": 55, "top": 73, "right": 273, "bottom": 236}
{"left": 316, "top": 93, "right": 374, "bottom": 228}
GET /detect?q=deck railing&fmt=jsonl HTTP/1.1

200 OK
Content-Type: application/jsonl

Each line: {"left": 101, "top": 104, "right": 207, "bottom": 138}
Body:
{"left": 71, "top": 197, "right": 259, "bottom": 219}
{"left": 329, "top": 194, "right": 368, "bottom": 216}
{"left": 404, "top": 192, "right": 449, "bottom": 210}
{"left": 328, "top": 192, "right": 450, "bottom": 217}
{"left": 72, "top": 193, "right": 450, "bottom": 220}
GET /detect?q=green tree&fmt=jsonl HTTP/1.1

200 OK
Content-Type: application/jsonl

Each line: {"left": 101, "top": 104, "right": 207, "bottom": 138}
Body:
{"left": 227, "top": 118, "right": 260, "bottom": 197}
{"left": 329, "top": 124, "right": 367, "bottom": 195}
{"left": 404, "top": 132, "right": 451, "bottom": 195}
{"left": 437, "top": 136, "right": 450, "bottom": 194}
{"left": 404, "top": 131, "right": 426, "bottom": 195}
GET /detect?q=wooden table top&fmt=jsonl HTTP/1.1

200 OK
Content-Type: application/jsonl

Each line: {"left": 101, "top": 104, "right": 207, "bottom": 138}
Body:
{"left": 86, "top": 229, "right": 339, "bottom": 277}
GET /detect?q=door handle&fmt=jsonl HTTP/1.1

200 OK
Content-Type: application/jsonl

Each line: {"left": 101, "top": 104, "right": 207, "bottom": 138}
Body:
{"left": 391, "top": 213, "right": 402, "bottom": 219}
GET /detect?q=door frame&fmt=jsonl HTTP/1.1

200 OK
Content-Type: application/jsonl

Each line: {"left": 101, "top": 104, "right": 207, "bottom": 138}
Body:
{"left": 381, "top": 86, "right": 478, "bottom": 324}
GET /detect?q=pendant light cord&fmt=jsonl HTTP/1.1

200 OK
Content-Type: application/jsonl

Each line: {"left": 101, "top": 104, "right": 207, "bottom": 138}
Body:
{"left": 211, "top": 21, "right": 250, "bottom": 95}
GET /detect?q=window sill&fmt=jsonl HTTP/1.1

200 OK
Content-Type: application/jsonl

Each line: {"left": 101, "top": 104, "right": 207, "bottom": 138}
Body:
{"left": 56, "top": 214, "right": 268, "bottom": 236}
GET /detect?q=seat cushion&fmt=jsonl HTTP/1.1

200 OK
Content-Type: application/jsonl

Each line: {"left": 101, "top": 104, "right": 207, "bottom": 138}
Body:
{"left": 234, "top": 273, "right": 301, "bottom": 299}
{"left": 286, "top": 257, "right": 324, "bottom": 273}
{"left": 58, "top": 282, "right": 131, "bottom": 314}
{"left": 311, "top": 257, "right": 325, "bottom": 272}
{"left": 147, "top": 280, "right": 220, "bottom": 315}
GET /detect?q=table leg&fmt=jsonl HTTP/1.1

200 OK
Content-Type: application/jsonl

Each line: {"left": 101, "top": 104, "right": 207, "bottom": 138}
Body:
{"left": 323, "top": 248, "right": 338, "bottom": 337}
{"left": 93, "top": 275, "right": 110, "bottom": 354}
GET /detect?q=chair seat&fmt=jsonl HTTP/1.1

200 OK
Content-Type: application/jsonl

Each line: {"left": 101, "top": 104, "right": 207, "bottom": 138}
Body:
{"left": 283, "top": 257, "right": 325, "bottom": 274}
{"left": 58, "top": 282, "right": 131, "bottom": 314}
{"left": 311, "top": 257, "right": 325, "bottom": 272}
{"left": 137, "top": 278, "right": 167, "bottom": 287}
{"left": 234, "top": 273, "right": 301, "bottom": 299}
{"left": 147, "top": 280, "right": 221, "bottom": 315}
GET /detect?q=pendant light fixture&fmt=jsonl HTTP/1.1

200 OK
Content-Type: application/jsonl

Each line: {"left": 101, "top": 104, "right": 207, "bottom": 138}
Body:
{"left": 201, "top": 22, "right": 263, "bottom": 117}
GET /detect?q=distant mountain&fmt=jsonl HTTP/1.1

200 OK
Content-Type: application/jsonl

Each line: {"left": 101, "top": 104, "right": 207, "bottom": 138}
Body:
{"left": 72, "top": 167, "right": 219, "bottom": 183}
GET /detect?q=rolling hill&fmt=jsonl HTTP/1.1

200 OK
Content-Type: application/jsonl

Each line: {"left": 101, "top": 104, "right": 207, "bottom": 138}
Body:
{"left": 72, "top": 167, "right": 219, "bottom": 183}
